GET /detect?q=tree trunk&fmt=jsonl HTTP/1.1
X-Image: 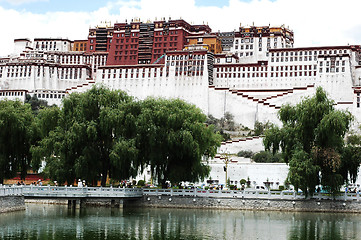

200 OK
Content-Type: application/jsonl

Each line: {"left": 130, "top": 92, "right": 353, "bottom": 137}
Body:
{"left": 101, "top": 169, "right": 107, "bottom": 187}
{"left": 161, "top": 179, "right": 167, "bottom": 189}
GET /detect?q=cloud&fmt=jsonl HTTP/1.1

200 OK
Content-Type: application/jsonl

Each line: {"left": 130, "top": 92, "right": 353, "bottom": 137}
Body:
{"left": 1, "top": 0, "right": 48, "bottom": 5}
{"left": 0, "top": 0, "right": 360, "bottom": 57}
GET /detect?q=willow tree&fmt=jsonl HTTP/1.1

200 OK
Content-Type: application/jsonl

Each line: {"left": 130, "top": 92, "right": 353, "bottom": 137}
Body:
{"left": 0, "top": 100, "right": 34, "bottom": 184}
{"left": 130, "top": 98, "right": 222, "bottom": 188}
{"left": 32, "top": 86, "right": 134, "bottom": 186}
{"left": 264, "top": 87, "right": 353, "bottom": 196}
{"left": 33, "top": 87, "right": 221, "bottom": 187}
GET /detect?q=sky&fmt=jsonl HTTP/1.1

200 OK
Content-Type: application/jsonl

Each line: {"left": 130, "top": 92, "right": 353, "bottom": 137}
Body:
{"left": 0, "top": 0, "right": 360, "bottom": 56}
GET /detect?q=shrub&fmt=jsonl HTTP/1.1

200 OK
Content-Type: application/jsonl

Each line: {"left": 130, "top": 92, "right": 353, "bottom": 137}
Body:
{"left": 240, "top": 179, "right": 247, "bottom": 185}
{"left": 252, "top": 151, "right": 283, "bottom": 163}
{"left": 229, "top": 185, "right": 237, "bottom": 190}
{"left": 137, "top": 180, "right": 145, "bottom": 187}
{"left": 237, "top": 150, "right": 254, "bottom": 158}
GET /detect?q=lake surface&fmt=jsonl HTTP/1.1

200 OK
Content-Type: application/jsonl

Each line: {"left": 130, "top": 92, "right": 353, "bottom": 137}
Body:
{"left": 1, "top": 204, "right": 361, "bottom": 239}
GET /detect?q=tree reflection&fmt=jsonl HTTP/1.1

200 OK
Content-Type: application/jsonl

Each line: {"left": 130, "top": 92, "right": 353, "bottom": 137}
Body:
{"left": 289, "top": 216, "right": 343, "bottom": 240}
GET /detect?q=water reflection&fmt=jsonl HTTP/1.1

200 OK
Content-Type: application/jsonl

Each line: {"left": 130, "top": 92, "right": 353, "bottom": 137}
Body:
{"left": 0, "top": 204, "right": 361, "bottom": 239}
{"left": 288, "top": 213, "right": 361, "bottom": 240}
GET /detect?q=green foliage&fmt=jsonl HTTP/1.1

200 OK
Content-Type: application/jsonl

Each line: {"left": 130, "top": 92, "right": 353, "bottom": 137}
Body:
{"left": 237, "top": 150, "right": 254, "bottom": 158}
{"left": 264, "top": 87, "right": 354, "bottom": 196}
{"left": 206, "top": 112, "right": 236, "bottom": 141}
{"left": 0, "top": 100, "right": 35, "bottom": 183}
{"left": 287, "top": 149, "right": 319, "bottom": 196}
{"left": 240, "top": 179, "right": 247, "bottom": 185}
{"left": 340, "top": 131, "right": 361, "bottom": 183}
{"left": 32, "top": 85, "right": 134, "bottom": 186}
{"left": 252, "top": 151, "right": 283, "bottom": 163}
{"left": 25, "top": 94, "right": 49, "bottom": 114}
{"left": 137, "top": 180, "right": 145, "bottom": 187}
{"left": 278, "top": 185, "right": 285, "bottom": 191}
{"left": 33, "top": 86, "right": 221, "bottom": 187}
{"left": 253, "top": 121, "right": 272, "bottom": 136}
{"left": 134, "top": 98, "right": 222, "bottom": 188}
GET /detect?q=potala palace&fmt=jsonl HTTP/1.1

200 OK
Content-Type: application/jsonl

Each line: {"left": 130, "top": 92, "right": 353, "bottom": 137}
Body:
{"left": 1, "top": 19, "right": 361, "bottom": 187}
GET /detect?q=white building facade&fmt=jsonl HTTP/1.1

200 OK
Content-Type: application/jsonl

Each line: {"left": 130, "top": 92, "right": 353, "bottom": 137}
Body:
{"left": 1, "top": 26, "right": 361, "bottom": 187}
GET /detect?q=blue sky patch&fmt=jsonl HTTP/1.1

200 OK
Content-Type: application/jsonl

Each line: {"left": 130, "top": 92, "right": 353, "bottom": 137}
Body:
{"left": 0, "top": 0, "right": 106, "bottom": 13}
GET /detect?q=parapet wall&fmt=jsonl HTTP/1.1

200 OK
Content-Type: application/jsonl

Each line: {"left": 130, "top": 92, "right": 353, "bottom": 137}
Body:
{"left": 0, "top": 196, "right": 25, "bottom": 213}
{"left": 125, "top": 195, "right": 361, "bottom": 213}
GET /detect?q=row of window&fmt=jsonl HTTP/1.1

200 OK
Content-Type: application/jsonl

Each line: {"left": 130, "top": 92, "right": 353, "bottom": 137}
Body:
{"left": 216, "top": 66, "right": 267, "bottom": 72}
{"left": 216, "top": 71, "right": 317, "bottom": 78}
{"left": 37, "top": 93, "right": 65, "bottom": 99}
{"left": 271, "top": 49, "right": 348, "bottom": 57}
{"left": 102, "top": 68, "right": 162, "bottom": 74}
{"left": 319, "top": 67, "right": 345, "bottom": 73}
{"left": 175, "top": 71, "right": 204, "bottom": 77}
{"left": 154, "top": 30, "right": 178, "bottom": 36}
{"left": 114, "top": 50, "right": 138, "bottom": 55}
{"left": 113, "top": 56, "right": 138, "bottom": 61}
{"left": 271, "top": 65, "right": 316, "bottom": 71}
{"left": 175, "top": 66, "right": 204, "bottom": 72}
{"left": 102, "top": 70, "right": 163, "bottom": 79}
{"left": 4, "top": 66, "right": 84, "bottom": 79}
{"left": 216, "top": 65, "right": 319, "bottom": 73}
{"left": 271, "top": 56, "right": 316, "bottom": 62}
{"left": 320, "top": 60, "right": 346, "bottom": 67}
{"left": 114, "top": 44, "right": 138, "bottom": 50}
{"left": 168, "top": 60, "right": 204, "bottom": 67}
{"left": 167, "top": 54, "right": 205, "bottom": 61}
{"left": 0, "top": 91, "right": 24, "bottom": 97}
{"left": 235, "top": 52, "right": 254, "bottom": 57}
{"left": 235, "top": 37, "right": 280, "bottom": 45}
{"left": 153, "top": 42, "right": 178, "bottom": 47}
{"left": 43, "top": 53, "right": 106, "bottom": 67}
{"left": 154, "top": 36, "right": 178, "bottom": 42}
{"left": 115, "top": 38, "right": 138, "bottom": 44}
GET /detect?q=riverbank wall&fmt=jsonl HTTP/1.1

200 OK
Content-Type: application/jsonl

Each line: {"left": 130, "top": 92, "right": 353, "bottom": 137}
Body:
{"left": 0, "top": 196, "right": 25, "bottom": 213}
{"left": 124, "top": 195, "right": 361, "bottom": 213}
{"left": 25, "top": 198, "right": 124, "bottom": 208}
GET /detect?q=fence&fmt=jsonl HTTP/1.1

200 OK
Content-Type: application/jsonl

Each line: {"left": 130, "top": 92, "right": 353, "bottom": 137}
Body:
{"left": 2, "top": 185, "right": 360, "bottom": 201}
{"left": 0, "top": 185, "right": 23, "bottom": 197}
{"left": 143, "top": 188, "right": 361, "bottom": 201}
{"left": 21, "top": 185, "right": 143, "bottom": 198}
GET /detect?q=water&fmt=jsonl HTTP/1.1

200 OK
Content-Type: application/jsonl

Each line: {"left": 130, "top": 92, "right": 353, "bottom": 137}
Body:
{"left": 1, "top": 204, "right": 361, "bottom": 240}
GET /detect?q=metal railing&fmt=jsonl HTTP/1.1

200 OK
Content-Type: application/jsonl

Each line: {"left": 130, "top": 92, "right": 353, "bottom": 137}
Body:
{"left": 0, "top": 185, "right": 23, "bottom": 196}
{"left": 143, "top": 188, "right": 361, "bottom": 201}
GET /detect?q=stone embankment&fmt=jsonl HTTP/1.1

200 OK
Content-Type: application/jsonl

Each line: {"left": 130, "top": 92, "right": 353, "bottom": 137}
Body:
{"left": 0, "top": 196, "right": 25, "bottom": 213}
{"left": 0, "top": 186, "right": 25, "bottom": 213}
{"left": 125, "top": 195, "right": 361, "bottom": 213}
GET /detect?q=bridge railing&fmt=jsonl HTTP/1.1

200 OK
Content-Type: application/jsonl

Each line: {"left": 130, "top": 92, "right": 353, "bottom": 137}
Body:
{"left": 22, "top": 185, "right": 143, "bottom": 198}
{"left": 0, "top": 185, "right": 23, "bottom": 196}
{"left": 142, "top": 188, "right": 361, "bottom": 201}
{"left": 5, "top": 185, "right": 360, "bottom": 201}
